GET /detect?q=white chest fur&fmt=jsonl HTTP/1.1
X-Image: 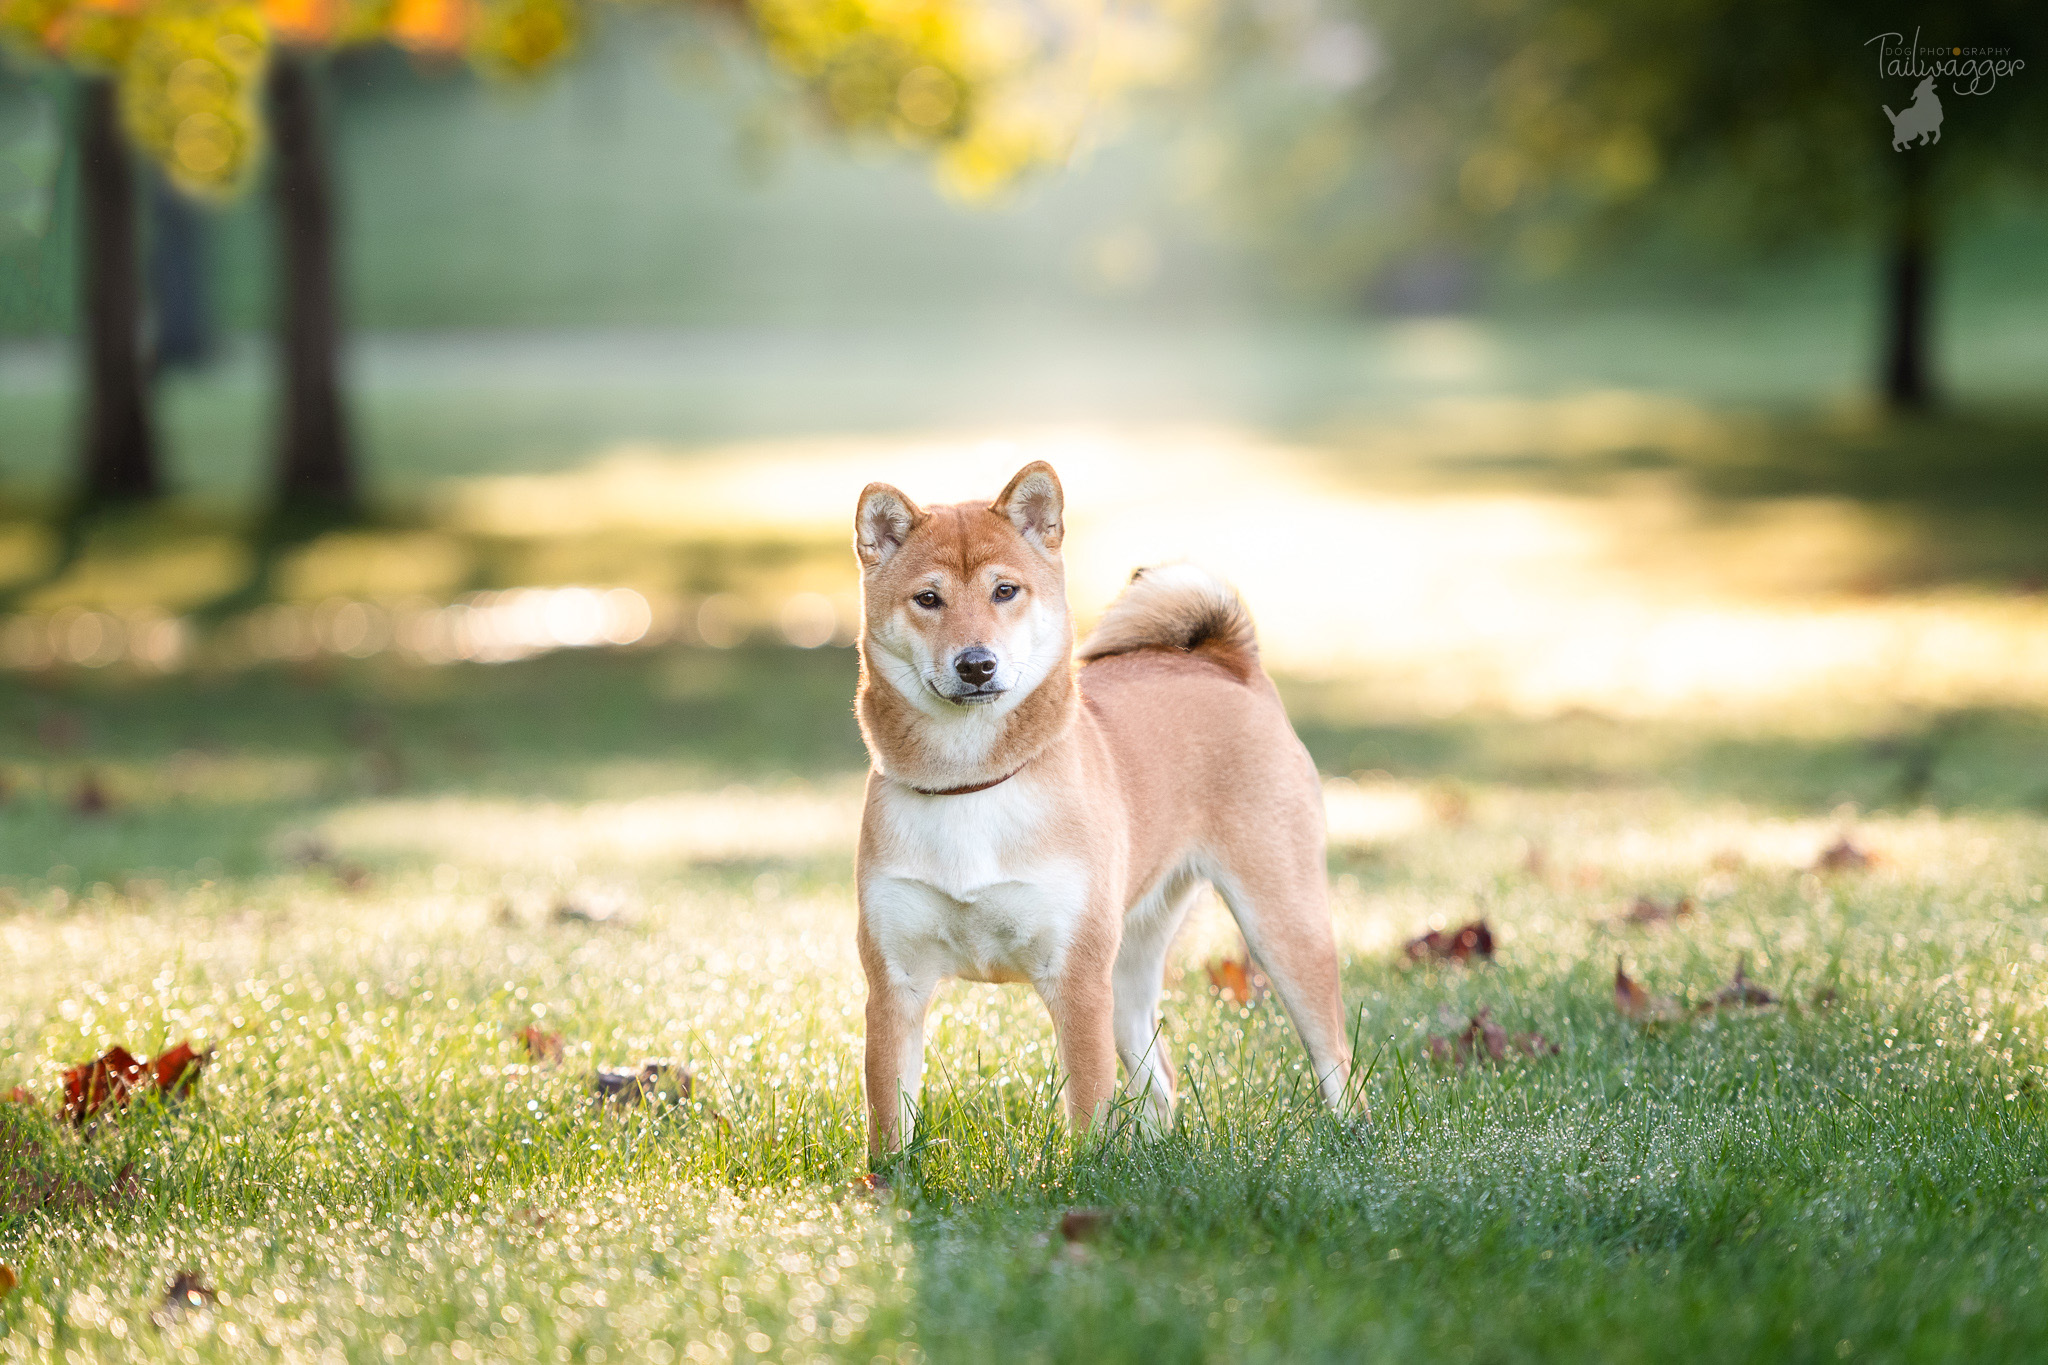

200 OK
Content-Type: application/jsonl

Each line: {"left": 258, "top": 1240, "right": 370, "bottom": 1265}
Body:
{"left": 860, "top": 778, "right": 1088, "bottom": 991}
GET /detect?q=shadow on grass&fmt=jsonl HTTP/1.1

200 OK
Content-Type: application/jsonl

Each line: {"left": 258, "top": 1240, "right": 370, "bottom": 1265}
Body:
{"left": 8, "top": 645, "right": 2048, "bottom": 891}
{"left": 1289, "top": 696, "right": 2048, "bottom": 815}
{"left": 0, "top": 645, "right": 869, "bottom": 886}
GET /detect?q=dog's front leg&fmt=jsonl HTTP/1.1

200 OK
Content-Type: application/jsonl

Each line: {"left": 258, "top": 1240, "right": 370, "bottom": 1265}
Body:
{"left": 1037, "top": 919, "right": 1120, "bottom": 1136}
{"left": 859, "top": 924, "right": 933, "bottom": 1161}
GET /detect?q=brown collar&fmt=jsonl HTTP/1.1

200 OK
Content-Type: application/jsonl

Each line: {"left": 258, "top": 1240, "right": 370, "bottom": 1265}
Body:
{"left": 906, "top": 765, "right": 1024, "bottom": 797}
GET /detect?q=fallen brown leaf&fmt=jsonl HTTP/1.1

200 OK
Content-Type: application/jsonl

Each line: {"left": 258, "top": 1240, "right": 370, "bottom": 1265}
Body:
{"left": 1427, "top": 1006, "right": 1560, "bottom": 1066}
{"left": 4, "top": 1086, "right": 35, "bottom": 1105}
{"left": 149, "top": 1042, "right": 211, "bottom": 1100}
{"left": 1618, "top": 895, "right": 1694, "bottom": 927}
{"left": 1696, "top": 956, "right": 1777, "bottom": 1013}
{"left": 1614, "top": 959, "right": 1682, "bottom": 1022}
{"left": 1205, "top": 953, "right": 1268, "bottom": 1005}
{"left": 163, "top": 1272, "right": 213, "bottom": 1310}
{"left": 1404, "top": 920, "right": 1495, "bottom": 964}
{"left": 59, "top": 1041, "right": 211, "bottom": 1125}
{"left": 517, "top": 1026, "right": 564, "bottom": 1064}
{"left": 284, "top": 834, "right": 334, "bottom": 867}
{"left": 1813, "top": 838, "right": 1874, "bottom": 872}
{"left": 152, "top": 1271, "right": 215, "bottom": 1327}
{"left": 61, "top": 1047, "right": 146, "bottom": 1124}
{"left": 849, "top": 1171, "right": 891, "bottom": 1198}
{"left": 0, "top": 1263, "right": 16, "bottom": 1296}
{"left": 72, "top": 772, "right": 111, "bottom": 817}
{"left": 1059, "top": 1207, "right": 1112, "bottom": 1242}
{"left": 553, "top": 900, "right": 623, "bottom": 926}
{"left": 592, "top": 1059, "right": 693, "bottom": 1108}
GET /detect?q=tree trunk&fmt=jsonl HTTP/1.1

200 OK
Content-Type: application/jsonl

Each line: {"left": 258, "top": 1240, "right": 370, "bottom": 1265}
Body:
{"left": 77, "top": 76, "right": 161, "bottom": 501}
{"left": 1882, "top": 156, "right": 1935, "bottom": 413}
{"left": 269, "top": 49, "right": 357, "bottom": 510}
{"left": 148, "top": 170, "right": 216, "bottom": 370}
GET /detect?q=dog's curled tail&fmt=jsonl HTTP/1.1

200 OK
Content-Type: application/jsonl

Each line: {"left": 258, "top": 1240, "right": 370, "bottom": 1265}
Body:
{"left": 1078, "top": 563, "right": 1258, "bottom": 680}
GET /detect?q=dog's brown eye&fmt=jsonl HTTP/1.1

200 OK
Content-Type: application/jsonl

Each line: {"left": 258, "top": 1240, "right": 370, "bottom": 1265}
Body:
{"left": 913, "top": 590, "right": 942, "bottom": 609}
{"left": 993, "top": 584, "right": 1018, "bottom": 602}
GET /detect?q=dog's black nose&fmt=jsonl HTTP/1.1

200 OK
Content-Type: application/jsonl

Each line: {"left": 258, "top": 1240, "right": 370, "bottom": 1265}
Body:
{"left": 954, "top": 647, "right": 998, "bottom": 686}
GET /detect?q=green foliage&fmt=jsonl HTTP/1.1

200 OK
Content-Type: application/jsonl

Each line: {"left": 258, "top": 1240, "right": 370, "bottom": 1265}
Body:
{"left": 0, "top": 0, "right": 1206, "bottom": 203}
{"left": 1201, "top": 0, "right": 2048, "bottom": 289}
{"left": 1358, "top": 0, "right": 2048, "bottom": 265}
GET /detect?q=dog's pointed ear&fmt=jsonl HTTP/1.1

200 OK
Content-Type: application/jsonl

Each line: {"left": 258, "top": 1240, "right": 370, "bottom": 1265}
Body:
{"left": 856, "top": 483, "right": 922, "bottom": 569}
{"left": 991, "top": 461, "right": 1064, "bottom": 552}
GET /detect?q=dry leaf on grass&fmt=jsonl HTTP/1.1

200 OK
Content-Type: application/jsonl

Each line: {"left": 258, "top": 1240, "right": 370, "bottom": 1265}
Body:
{"left": 592, "top": 1059, "right": 693, "bottom": 1107}
{"left": 0, "top": 1263, "right": 16, "bottom": 1296}
{"left": 4, "top": 1086, "right": 36, "bottom": 1105}
{"left": 1616, "top": 895, "right": 1694, "bottom": 927}
{"left": 516, "top": 1026, "right": 564, "bottom": 1064}
{"left": 1404, "top": 920, "right": 1495, "bottom": 964}
{"left": 1696, "top": 956, "right": 1777, "bottom": 1013}
{"left": 151, "top": 1271, "right": 215, "bottom": 1328}
{"left": 1427, "top": 1006, "right": 1559, "bottom": 1066}
{"left": 72, "top": 772, "right": 111, "bottom": 817}
{"left": 1205, "top": 953, "right": 1268, "bottom": 1005}
{"left": 1613, "top": 959, "right": 1683, "bottom": 1022}
{"left": 848, "top": 1171, "right": 891, "bottom": 1199}
{"left": 1614, "top": 957, "right": 1780, "bottom": 1023}
{"left": 1059, "top": 1207, "right": 1112, "bottom": 1242}
{"left": 60, "top": 1041, "right": 212, "bottom": 1125}
{"left": 148, "top": 1043, "right": 209, "bottom": 1099}
{"left": 553, "top": 900, "right": 629, "bottom": 927}
{"left": 1814, "top": 838, "right": 1875, "bottom": 872}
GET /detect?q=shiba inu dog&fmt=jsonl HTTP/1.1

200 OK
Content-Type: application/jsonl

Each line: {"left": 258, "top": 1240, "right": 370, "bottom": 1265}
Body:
{"left": 852, "top": 461, "right": 1353, "bottom": 1155}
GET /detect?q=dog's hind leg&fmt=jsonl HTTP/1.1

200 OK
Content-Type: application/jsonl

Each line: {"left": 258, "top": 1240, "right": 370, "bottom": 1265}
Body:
{"left": 1207, "top": 835, "right": 1354, "bottom": 1116}
{"left": 1110, "top": 874, "right": 1203, "bottom": 1131}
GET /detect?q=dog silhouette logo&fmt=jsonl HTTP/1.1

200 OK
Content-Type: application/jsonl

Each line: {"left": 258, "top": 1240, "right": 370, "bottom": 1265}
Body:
{"left": 1883, "top": 75, "right": 1944, "bottom": 149}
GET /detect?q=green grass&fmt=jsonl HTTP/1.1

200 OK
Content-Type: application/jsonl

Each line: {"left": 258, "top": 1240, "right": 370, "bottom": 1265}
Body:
{"left": 5, "top": 646, "right": 2048, "bottom": 1362}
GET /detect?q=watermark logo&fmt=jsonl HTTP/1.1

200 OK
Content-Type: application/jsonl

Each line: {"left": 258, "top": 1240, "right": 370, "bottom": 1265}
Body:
{"left": 1883, "top": 77, "right": 1942, "bottom": 150}
{"left": 1866, "top": 28, "right": 2027, "bottom": 150}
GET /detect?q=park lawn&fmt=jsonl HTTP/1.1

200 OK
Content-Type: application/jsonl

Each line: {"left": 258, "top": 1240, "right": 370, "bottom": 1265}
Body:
{"left": 3, "top": 644, "right": 2048, "bottom": 1363}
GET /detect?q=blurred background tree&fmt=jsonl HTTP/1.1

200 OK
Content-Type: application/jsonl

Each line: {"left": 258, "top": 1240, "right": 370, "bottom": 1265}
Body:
{"left": 1206, "top": 0, "right": 2047, "bottom": 411}
{"left": 0, "top": 0, "right": 1186, "bottom": 512}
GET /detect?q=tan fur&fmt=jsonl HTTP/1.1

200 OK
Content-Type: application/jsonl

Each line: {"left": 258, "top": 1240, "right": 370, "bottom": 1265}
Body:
{"left": 854, "top": 462, "right": 1353, "bottom": 1156}
{"left": 1077, "top": 562, "right": 1259, "bottom": 682}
